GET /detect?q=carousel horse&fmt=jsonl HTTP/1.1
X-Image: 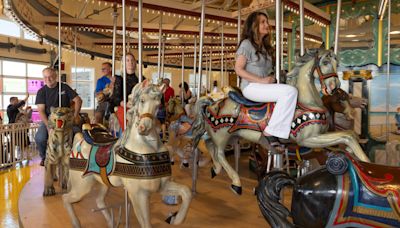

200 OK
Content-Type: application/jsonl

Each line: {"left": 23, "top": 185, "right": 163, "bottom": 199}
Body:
{"left": 191, "top": 48, "right": 370, "bottom": 195}
{"left": 43, "top": 107, "right": 74, "bottom": 196}
{"left": 63, "top": 80, "right": 192, "bottom": 228}
{"left": 256, "top": 152, "right": 400, "bottom": 228}
{"left": 166, "top": 97, "right": 210, "bottom": 167}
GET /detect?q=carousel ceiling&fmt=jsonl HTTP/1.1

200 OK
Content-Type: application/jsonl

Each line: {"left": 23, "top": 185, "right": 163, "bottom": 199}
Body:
{"left": 3, "top": 0, "right": 400, "bottom": 68}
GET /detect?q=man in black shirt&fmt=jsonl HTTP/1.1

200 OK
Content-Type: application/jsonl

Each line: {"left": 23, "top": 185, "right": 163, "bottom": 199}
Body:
{"left": 7, "top": 95, "right": 29, "bottom": 123}
{"left": 35, "top": 67, "right": 82, "bottom": 166}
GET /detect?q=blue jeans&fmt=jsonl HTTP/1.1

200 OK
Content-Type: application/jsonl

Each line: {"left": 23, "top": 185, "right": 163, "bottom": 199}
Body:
{"left": 35, "top": 122, "right": 48, "bottom": 160}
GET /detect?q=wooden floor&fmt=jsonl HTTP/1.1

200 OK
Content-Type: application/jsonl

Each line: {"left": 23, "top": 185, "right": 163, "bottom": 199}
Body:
{"left": 19, "top": 153, "right": 292, "bottom": 227}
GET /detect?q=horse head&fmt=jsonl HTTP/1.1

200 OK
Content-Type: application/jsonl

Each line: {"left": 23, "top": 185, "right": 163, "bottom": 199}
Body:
{"left": 127, "top": 80, "right": 164, "bottom": 135}
{"left": 312, "top": 49, "right": 340, "bottom": 95}
{"left": 167, "top": 97, "right": 180, "bottom": 116}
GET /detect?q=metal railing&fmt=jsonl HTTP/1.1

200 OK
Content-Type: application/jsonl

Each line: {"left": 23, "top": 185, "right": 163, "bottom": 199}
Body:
{"left": 0, "top": 123, "right": 39, "bottom": 168}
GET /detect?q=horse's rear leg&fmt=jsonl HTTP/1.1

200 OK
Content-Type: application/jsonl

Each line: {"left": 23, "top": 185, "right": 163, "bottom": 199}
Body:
{"left": 62, "top": 172, "right": 96, "bottom": 228}
{"left": 127, "top": 190, "right": 151, "bottom": 228}
{"left": 216, "top": 147, "right": 242, "bottom": 195}
{"left": 300, "top": 130, "right": 370, "bottom": 162}
{"left": 96, "top": 184, "right": 113, "bottom": 228}
{"left": 207, "top": 140, "right": 222, "bottom": 178}
{"left": 160, "top": 180, "right": 192, "bottom": 225}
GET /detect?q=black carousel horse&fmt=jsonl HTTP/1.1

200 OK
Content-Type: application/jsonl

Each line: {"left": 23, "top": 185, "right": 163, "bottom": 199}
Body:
{"left": 256, "top": 152, "right": 400, "bottom": 228}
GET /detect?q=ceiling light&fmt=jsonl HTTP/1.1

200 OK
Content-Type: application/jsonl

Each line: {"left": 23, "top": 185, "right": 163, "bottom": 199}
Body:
{"left": 390, "top": 31, "right": 400, "bottom": 35}
{"left": 345, "top": 34, "right": 357, "bottom": 38}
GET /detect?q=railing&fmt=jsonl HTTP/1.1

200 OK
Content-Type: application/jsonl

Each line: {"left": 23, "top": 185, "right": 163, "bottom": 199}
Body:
{"left": 0, "top": 123, "right": 39, "bottom": 168}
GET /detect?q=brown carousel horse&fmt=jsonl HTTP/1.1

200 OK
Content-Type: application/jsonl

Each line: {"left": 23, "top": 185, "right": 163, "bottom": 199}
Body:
{"left": 191, "top": 48, "right": 370, "bottom": 195}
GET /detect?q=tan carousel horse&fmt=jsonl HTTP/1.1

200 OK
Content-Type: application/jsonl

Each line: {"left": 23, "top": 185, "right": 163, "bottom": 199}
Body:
{"left": 191, "top": 48, "right": 370, "bottom": 195}
{"left": 63, "top": 80, "right": 192, "bottom": 228}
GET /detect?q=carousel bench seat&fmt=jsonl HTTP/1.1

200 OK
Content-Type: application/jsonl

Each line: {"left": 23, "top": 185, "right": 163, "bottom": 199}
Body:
{"left": 228, "top": 91, "right": 264, "bottom": 107}
{"left": 82, "top": 123, "right": 118, "bottom": 146}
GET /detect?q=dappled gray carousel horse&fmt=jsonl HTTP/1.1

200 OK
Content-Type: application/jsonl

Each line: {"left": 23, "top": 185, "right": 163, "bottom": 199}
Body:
{"left": 191, "top": 48, "right": 370, "bottom": 195}
{"left": 63, "top": 80, "right": 192, "bottom": 228}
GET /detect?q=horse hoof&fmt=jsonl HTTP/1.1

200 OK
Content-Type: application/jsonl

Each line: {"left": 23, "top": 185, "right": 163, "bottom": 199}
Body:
{"left": 211, "top": 168, "right": 217, "bottom": 179}
{"left": 165, "top": 211, "right": 178, "bottom": 224}
{"left": 230, "top": 185, "right": 242, "bottom": 195}
{"left": 43, "top": 186, "right": 56, "bottom": 197}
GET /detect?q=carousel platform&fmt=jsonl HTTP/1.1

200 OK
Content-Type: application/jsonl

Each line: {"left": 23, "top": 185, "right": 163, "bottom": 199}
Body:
{"left": 18, "top": 155, "right": 292, "bottom": 227}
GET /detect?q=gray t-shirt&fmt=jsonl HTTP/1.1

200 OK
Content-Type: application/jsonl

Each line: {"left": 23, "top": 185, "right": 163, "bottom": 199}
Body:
{"left": 236, "top": 39, "right": 273, "bottom": 90}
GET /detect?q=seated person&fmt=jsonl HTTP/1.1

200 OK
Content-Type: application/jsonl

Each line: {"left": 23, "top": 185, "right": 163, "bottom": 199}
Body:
{"left": 235, "top": 12, "right": 298, "bottom": 148}
{"left": 95, "top": 62, "right": 113, "bottom": 123}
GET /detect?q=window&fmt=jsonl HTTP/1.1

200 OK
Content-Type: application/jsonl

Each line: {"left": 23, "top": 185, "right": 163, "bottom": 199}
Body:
{"left": 72, "top": 67, "right": 95, "bottom": 109}
{"left": 27, "top": 63, "right": 47, "bottom": 78}
{"left": 3, "top": 78, "right": 26, "bottom": 93}
{"left": 151, "top": 72, "right": 171, "bottom": 84}
{"left": 23, "top": 31, "right": 38, "bottom": 41}
{"left": 0, "top": 19, "right": 20, "bottom": 38}
{"left": 0, "top": 59, "right": 49, "bottom": 122}
{"left": 2, "top": 60, "right": 26, "bottom": 77}
{"left": 189, "top": 73, "right": 207, "bottom": 95}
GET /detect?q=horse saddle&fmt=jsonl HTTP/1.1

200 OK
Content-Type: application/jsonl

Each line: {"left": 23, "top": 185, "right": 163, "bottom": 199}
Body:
{"left": 228, "top": 91, "right": 264, "bottom": 107}
{"left": 348, "top": 154, "right": 400, "bottom": 196}
{"left": 82, "top": 123, "right": 118, "bottom": 146}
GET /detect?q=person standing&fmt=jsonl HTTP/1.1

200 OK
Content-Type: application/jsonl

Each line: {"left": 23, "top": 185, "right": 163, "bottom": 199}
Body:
{"left": 162, "top": 78, "right": 175, "bottom": 104}
{"left": 35, "top": 67, "right": 82, "bottom": 166}
{"left": 235, "top": 11, "right": 298, "bottom": 147}
{"left": 7, "top": 95, "right": 29, "bottom": 124}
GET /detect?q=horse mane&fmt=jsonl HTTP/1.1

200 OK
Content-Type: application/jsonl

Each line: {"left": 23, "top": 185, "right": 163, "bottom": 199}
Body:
{"left": 126, "top": 81, "right": 163, "bottom": 126}
{"left": 286, "top": 49, "right": 318, "bottom": 86}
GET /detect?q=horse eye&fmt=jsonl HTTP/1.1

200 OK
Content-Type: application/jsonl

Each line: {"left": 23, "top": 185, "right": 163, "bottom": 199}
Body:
{"left": 140, "top": 98, "right": 145, "bottom": 103}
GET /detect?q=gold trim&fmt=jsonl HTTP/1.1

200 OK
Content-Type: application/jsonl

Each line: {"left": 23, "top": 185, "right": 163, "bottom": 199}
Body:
{"left": 378, "top": 19, "right": 383, "bottom": 66}
{"left": 342, "top": 70, "right": 372, "bottom": 80}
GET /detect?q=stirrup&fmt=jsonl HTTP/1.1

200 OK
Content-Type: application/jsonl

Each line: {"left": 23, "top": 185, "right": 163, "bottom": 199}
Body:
{"left": 264, "top": 136, "right": 282, "bottom": 151}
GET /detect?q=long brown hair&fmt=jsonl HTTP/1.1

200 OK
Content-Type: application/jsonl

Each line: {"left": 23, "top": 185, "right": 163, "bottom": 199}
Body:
{"left": 239, "top": 11, "right": 274, "bottom": 61}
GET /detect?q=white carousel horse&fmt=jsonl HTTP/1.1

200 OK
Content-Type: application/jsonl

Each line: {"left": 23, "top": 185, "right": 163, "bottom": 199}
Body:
{"left": 63, "top": 80, "right": 192, "bottom": 228}
{"left": 191, "top": 48, "right": 370, "bottom": 195}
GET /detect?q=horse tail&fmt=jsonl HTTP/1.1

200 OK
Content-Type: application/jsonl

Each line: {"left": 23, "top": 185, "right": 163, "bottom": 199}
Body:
{"left": 192, "top": 97, "right": 213, "bottom": 148}
{"left": 256, "top": 171, "right": 296, "bottom": 228}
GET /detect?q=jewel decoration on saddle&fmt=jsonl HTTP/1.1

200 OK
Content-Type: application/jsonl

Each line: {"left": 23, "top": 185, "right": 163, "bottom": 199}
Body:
{"left": 205, "top": 99, "right": 238, "bottom": 132}
{"left": 290, "top": 103, "right": 327, "bottom": 137}
{"left": 326, "top": 154, "right": 400, "bottom": 227}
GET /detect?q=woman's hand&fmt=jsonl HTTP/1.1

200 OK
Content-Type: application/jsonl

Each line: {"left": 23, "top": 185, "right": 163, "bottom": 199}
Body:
{"left": 259, "top": 76, "right": 276, "bottom": 84}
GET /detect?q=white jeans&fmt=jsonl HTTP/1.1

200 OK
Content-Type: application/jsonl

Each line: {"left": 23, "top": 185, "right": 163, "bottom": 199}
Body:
{"left": 243, "top": 83, "right": 298, "bottom": 139}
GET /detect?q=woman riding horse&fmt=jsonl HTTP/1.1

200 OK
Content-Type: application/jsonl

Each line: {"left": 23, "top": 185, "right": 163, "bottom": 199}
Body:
{"left": 235, "top": 11, "right": 298, "bottom": 149}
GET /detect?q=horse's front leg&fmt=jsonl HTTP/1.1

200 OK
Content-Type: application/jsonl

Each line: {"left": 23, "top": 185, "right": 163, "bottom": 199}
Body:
{"left": 216, "top": 146, "right": 242, "bottom": 195}
{"left": 299, "top": 130, "right": 370, "bottom": 162}
{"left": 160, "top": 178, "right": 192, "bottom": 225}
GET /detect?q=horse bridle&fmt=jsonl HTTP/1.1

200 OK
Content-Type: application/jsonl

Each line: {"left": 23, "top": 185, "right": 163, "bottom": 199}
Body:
{"left": 312, "top": 54, "right": 338, "bottom": 95}
{"left": 139, "top": 113, "right": 154, "bottom": 120}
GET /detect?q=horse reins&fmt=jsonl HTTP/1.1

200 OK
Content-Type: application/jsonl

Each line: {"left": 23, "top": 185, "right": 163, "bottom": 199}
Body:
{"left": 312, "top": 54, "right": 338, "bottom": 95}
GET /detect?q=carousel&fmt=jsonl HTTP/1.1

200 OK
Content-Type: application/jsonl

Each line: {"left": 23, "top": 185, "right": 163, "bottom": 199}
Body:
{"left": 0, "top": 0, "right": 399, "bottom": 227}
